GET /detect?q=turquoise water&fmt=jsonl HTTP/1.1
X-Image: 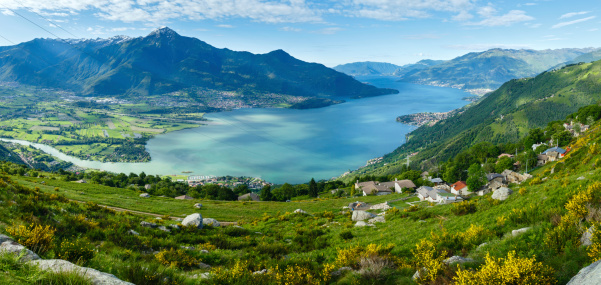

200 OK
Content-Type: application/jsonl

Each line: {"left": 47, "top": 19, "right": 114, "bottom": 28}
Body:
{"left": 5, "top": 77, "right": 470, "bottom": 183}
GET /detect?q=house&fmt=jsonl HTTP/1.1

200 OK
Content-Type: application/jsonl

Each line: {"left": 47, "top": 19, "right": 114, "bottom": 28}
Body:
{"left": 379, "top": 179, "right": 416, "bottom": 193}
{"left": 476, "top": 188, "right": 491, "bottom": 196}
{"left": 486, "top": 173, "right": 505, "bottom": 184}
{"left": 542, "top": 147, "right": 567, "bottom": 161}
{"left": 174, "top": 195, "right": 194, "bottom": 200}
{"left": 429, "top": 177, "right": 444, "bottom": 186}
{"left": 532, "top": 142, "right": 547, "bottom": 151}
{"left": 450, "top": 181, "right": 471, "bottom": 195}
{"left": 537, "top": 154, "right": 549, "bottom": 166}
{"left": 416, "top": 186, "right": 462, "bottom": 204}
{"left": 356, "top": 181, "right": 393, "bottom": 196}
{"left": 238, "top": 192, "right": 260, "bottom": 201}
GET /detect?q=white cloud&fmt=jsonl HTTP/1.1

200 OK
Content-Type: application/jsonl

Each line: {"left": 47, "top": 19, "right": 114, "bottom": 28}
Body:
{"left": 446, "top": 43, "right": 532, "bottom": 50}
{"left": 559, "top": 11, "right": 590, "bottom": 19}
{"left": 525, "top": 23, "right": 541, "bottom": 28}
{"left": 552, "top": 16, "right": 596, "bottom": 29}
{"left": 452, "top": 10, "right": 473, "bottom": 21}
{"left": 279, "top": 26, "right": 302, "bottom": 32}
{"left": 216, "top": 24, "right": 234, "bottom": 28}
{"left": 1, "top": 8, "right": 15, "bottom": 16}
{"left": 311, "top": 27, "right": 342, "bottom": 34}
{"left": 345, "top": 0, "right": 475, "bottom": 21}
{"left": 467, "top": 10, "right": 534, "bottom": 27}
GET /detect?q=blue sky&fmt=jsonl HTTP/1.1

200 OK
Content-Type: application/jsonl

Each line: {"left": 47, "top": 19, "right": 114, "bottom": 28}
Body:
{"left": 0, "top": 0, "right": 599, "bottom": 67}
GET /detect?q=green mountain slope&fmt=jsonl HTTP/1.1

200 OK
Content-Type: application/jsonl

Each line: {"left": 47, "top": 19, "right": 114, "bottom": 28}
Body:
{"left": 352, "top": 59, "right": 601, "bottom": 178}
{"left": 0, "top": 27, "right": 397, "bottom": 99}
{"left": 400, "top": 48, "right": 595, "bottom": 91}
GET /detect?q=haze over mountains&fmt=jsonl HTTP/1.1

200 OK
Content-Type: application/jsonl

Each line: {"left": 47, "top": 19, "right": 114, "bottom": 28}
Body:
{"left": 0, "top": 27, "right": 396, "bottom": 99}
{"left": 335, "top": 48, "right": 600, "bottom": 93}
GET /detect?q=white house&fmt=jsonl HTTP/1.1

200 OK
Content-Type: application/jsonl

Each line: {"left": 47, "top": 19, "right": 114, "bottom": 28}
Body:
{"left": 450, "top": 181, "right": 471, "bottom": 195}
{"left": 379, "top": 179, "right": 416, "bottom": 193}
{"left": 417, "top": 186, "right": 463, "bottom": 204}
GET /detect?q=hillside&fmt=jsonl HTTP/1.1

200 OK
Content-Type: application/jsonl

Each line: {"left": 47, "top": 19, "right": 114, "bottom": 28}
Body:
{"left": 399, "top": 48, "right": 595, "bottom": 92}
{"left": 551, "top": 48, "right": 601, "bottom": 70}
{"left": 348, "top": 59, "right": 601, "bottom": 180}
{"left": 0, "top": 27, "right": 397, "bottom": 99}
{"left": 333, "top": 62, "right": 402, "bottom": 76}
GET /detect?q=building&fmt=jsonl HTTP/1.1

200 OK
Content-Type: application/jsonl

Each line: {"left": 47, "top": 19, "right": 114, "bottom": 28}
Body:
{"left": 542, "top": 147, "right": 567, "bottom": 161}
{"left": 429, "top": 177, "right": 444, "bottom": 186}
{"left": 355, "top": 181, "right": 393, "bottom": 196}
{"left": 417, "top": 186, "right": 462, "bottom": 204}
{"left": 379, "top": 179, "right": 416, "bottom": 193}
{"left": 450, "top": 181, "right": 471, "bottom": 195}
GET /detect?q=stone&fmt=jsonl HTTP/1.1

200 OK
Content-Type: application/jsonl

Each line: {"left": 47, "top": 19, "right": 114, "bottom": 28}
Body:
{"left": 253, "top": 269, "right": 269, "bottom": 275}
{"left": 140, "top": 221, "right": 158, "bottom": 228}
{"left": 351, "top": 210, "right": 377, "bottom": 221}
{"left": 368, "top": 216, "right": 385, "bottom": 224}
{"left": 492, "top": 187, "right": 513, "bottom": 201}
{"left": 203, "top": 218, "right": 220, "bottom": 227}
{"left": 578, "top": 176, "right": 586, "bottom": 181}
{"left": 412, "top": 268, "right": 427, "bottom": 281}
{"left": 198, "top": 262, "right": 211, "bottom": 269}
{"left": 0, "top": 240, "right": 40, "bottom": 261}
{"left": 582, "top": 226, "right": 595, "bottom": 246}
{"left": 194, "top": 203, "right": 202, "bottom": 209}
{"left": 331, "top": 267, "right": 352, "bottom": 277}
{"left": 443, "top": 256, "right": 475, "bottom": 265}
{"left": 370, "top": 202, "right": 391, "bottom": 210}
{"left": 139, "top": 193, "right": 150, "bottom": 198}
{"left": 511, "top": 227, "right": 531, "bottom": 237}
{"left": 127, "top": 229, "right": 139, "bottom": 236}
{"left": 168, "top": 224, "right": 180, "bottom": 230}
{"left": 182, "top": 213, "right": 203, "bottom": 229}
{"left": 293, "top": 209, "right": 308, "bottom": 214}
{"left": 355, "top": 221, "right": 368, "bottom": 227}
{"left": 0, "top": 234, "right": 12, "bottom": 244}
{"left": 199, "top": 273, "right": 211, "bottom": 279}
{"left": 158, "top": 226, "right": 171, "bottom": 233}
{"left": 567, "top": 259, "right": 601, "bottom": 285}
{"left": 200, "top": 250, "right": 209, "bottom": 254}
{"left": 31, "top": 259, "right": 134, "bottom": 285}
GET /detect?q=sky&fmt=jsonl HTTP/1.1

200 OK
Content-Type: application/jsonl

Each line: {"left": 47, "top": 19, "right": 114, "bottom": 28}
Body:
{"left": 0, "top": 0, "right": 599, "bottom": 67}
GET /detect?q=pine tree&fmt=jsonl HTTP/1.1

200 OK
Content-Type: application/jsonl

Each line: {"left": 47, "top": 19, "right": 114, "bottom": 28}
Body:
{"left": 309, "top": 178, "right": 318, "bottom": 197}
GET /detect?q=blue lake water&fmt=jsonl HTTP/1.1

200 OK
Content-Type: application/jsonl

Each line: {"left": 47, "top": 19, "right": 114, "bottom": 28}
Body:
{"left": 5, "top": 77, "right": 470, "bottom": 183}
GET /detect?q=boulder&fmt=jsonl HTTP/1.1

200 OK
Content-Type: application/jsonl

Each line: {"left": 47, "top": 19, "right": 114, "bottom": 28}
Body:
{"left": 352, "top": 210, "right": 377, "bottom": 221}
{"left": 203, "top": 218, "right": 220, "bottom": 227}
{"left": 582, "top": 226, "right": 595, "bottom": 246}
{"left": 140, "top": 221, "right": 158, "bottom": 228}
{"left": 198, "top": 262, "right": 211, "bottom": 269}
{"left": 253, "top": 269, "right": 269, "bottom": 275}
{"left": 370, "top": 202, "right": 391, "bottom": 210}
{"left": 182, "top": 213, "right": 203, "bottom": 229}
{"left": 31, "top": 259, "right": 134, "bottom": 285}
{"left": 567, "top": 259, "right": 601, "bottom": 285}
{"left": 578, "top": 176, "right": 586, "bottom": 181}
{"left": 168, "top": 224, "right": 180, "bottom": 230}
{"left": 443, "top": 256, "right": 475, "bottom": 265}
{"left": 139, "top": 193, "right": 150, "bottom": 198}
{"left": 158, "top": 226, "right": 171, "bottom": 233}
{"left": 293, "top": 209, "right": 308, "bottom": 215}
{"left": 194, "top": 203, "right": 202, "bottom": 209}
{"left": 127, "top": 229, "right": 139, "bottom": 236}
{"left": 0, "top": 239, "right": 40, "bottom": 261}
{"left": 511, "top": 227, "right": 531, "bottom": 237}
{"left": 492, "top": 187, "right": 513, "bottom": 201}
{"left": 355, "top": 221, "right": 368, "bottom": 227}
{"left": 368, "top": 216, "right": 385, "bottom": 224}
{"left": 331, "top": 267, "right": 352, "bottom": 277}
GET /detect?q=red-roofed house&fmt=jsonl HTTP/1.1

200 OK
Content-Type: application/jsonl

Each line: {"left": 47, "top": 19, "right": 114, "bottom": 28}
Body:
{"left": 450, "top": 181, "right": 471, "bottom": 195}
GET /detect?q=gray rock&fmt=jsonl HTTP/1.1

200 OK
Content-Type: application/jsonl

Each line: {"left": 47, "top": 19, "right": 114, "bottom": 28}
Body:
{"left": 443, "top": 256, "right": 475, "bottom": 265}
{"left": 0, "top": 240, "right": 40, "bottom": 261}
{"left": 0, "top": 234, "right": 12, "bottom": 244}
{"left": 140, "top": 221, "right": 158, "bottom": 228}
{"left": 168, "top": 224, "right": 180, "bottom": 230}
{"left": 180, "top": 246, "right": 195, "bottom": 250}
{"left": 331, "top": 267, "right": 352, "bottom": 277}
{"left": 139, "top": 193, "right": 150, "bottom": 198}
{"left": 198, "top": 262, "right": 211, "bottom": 269}
{"left": 492, "top": 187, "right": 513, "bottom": 201}
{"left": 351, "top": 210, "right": 377, "bottom": 221}
{"left": 200, "top": 250, "right": 209, "bottom": 254}
{"left": 127, "top": 229, "right": 139, "bottom": 236}
{"left": 199, "top": 272, "right": 211, "bottom": 279}
{"left": 582, "top": 226, "right": 595, "bottom": 246}
{"left": 511, "top": 227, "right": 531, "bottom": 236}
{"left": 253, "top": 269, "right": 269, "bottom": 275}
{"left": 368, "top": 216, "right": 385, "bottom": 224}
{"left": 194, "top": 203, "right": 202, "bottom": 209}
{"left": 567, "top": 259, "right": 601, "bottom": 285}
{"left": 355, "top": 221, "right": 368, "bottom": 227}
{"left": 577, "top": 176, "right": 586, "bottom": 180}
{"left": 203, "top": 218, "right": 220, "bottom": 227}
{"left": 31, "top": 259, "right": 134, "bottom": 285}
{"left": 293, "top": 209, "right": 308, "bottom": 214}
{"left": 158, "top": 226, "right": 171, "bottom": 233}
{"left": 182, "top": 213, "right": 203, "bottom": 229}
{"left": 412, "top": 268, "right": 427, "bottom": 281}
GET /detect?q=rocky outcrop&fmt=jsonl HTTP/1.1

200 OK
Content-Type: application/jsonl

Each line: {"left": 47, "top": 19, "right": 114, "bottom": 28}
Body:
{"left": 0, "top": 235, "right": 40, "bottom": 262}
{"left": 31, "top": 259, "right": 134, "bottom": 285}
{"left": 352, "top": 210, "right": 377, "bottom": 221}
{"left": 581, "top": 226, "right": 595, "bottom": 246}
{"left": 182, "top": 213, "right": 203, "bottom": 229}
{"left": 370, "top": 202, "right": 391, "bottom": 211}
{"left": 511, "top": 227, "right": 531, "bottom": 237}
{"left": 140, "top": 221, "right": 158, "bottom": 228}
{"left": 194, "top": 203, "right": 202, "bottom": 209}
{"left": 368, "top": 216, "right": 385, "bottom": 224}
{"left": 567, "top": 259, "right": 601, "bottom": 285}
{"left": 443, "top": 256, "right": 475, "bottom": 265}
{"left": 293, "top": 209, "right": 308, "bottom": 215}
{"left": 203, "top": 218, "right": 220, "bottom": 227}
{"left": 492, "top": 187, "right": 513, "bottom": 201}
{"left": 139, "top": 193, "right": 150, "bottom": 198}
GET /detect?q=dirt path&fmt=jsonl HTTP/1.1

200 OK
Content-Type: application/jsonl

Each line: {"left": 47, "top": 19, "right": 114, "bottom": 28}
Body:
{"left": 69, "top": 199, "right": 237, "bottom": 226}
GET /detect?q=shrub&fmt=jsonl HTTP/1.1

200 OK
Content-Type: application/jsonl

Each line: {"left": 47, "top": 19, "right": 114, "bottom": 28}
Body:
{"left": 6, "top": 223, "right": 56, "bottom": 255}
{"left": 451, "top": 200, "right": 477, "bottom": 216}
{"left": 404, "top": 205, "right": 419, "bottom": 212}
{"left": 453, "top": 251, "right": 555, "bottom": 284}
{"left": 519, "top": 187, "right": 527, "bottom": 195}
{"left": 292, "top": 229, "right": 328, "bottom": 251}
{"left": 255, "top": 242, "right": 288, "bottom": 257}
{"left": 544, "top": 219, "right": 581, "bottom": 254}
{"left": 411, "top": 239, "right": 447, "bottom": 284}
{"left": 57, "top": 239, "right": 96, "bottom": 265}
{"left": 335, "top": 243, "right": 396, "bottom": 269}
{"left": 121, "top": 262, "right": 185, "bottom": 285}
{"left": 155, "top": 248, "right": 199, "bottom": 269}
{"left": 339, "top": 230, "right": 354, "bottom": 240}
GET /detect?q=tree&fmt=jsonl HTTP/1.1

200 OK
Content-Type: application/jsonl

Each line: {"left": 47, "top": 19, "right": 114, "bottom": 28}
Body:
{"left": 517, "top": 150, "right": 537, "bottom": 172}
{"left": 466, "top": 163, "right": 486, "bottom": 192}
{"left": 309, "top": 178, "right": 318, "bottom": 197}
{"left": 260, "top": 185, "right": 273, "bottom": 201}
{"left": 495, "top": 157, "right": 514, "bottom": 173}
{"left": 350, "top": 184, "right": 356, "bottom": 197}
{"left": 233, "top": 184, "right": 250, "bottom": 195}
{"left": 273, "top": 183, "right": 295, "bottom": 201}
{"left": 443, "top": 164, "right": 462, "bottom": 183}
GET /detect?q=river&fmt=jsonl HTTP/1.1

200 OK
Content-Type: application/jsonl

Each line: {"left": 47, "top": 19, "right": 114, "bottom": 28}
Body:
{"left": 3, "top": 76, "right": 470, "bottom": 183}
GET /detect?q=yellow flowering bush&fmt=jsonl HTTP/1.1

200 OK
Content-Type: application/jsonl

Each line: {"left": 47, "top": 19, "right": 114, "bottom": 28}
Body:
{"left": 519, "top": 187, "right": 527, "bottom": 195}
{"left": 453, "top": 251, "right": 555, "bottom": 284}
{"left": 57, "top": 239, "right": 95, "bottom": 264}
{"left": 565, "top": 183, "right": 600, "bottom": 220}
{"left": 334, "top": 243, "right": 395, "bottom": 268}
{"left": 411, "top": 239, "right": 447, "bottom": 283}
{"left": 459, "top": 224, "right": 492, "bottom": 248}
{"left": 496, "top": 216, "right": 507, "bottom": 227}
{"left": 274, "top": 264, "right": 331, "bottom": 285}
{"left": 587, "top": 222, "right": 601, "bottom": 261}
{"left": 155, "top": 248, "right": 199, "bottom": 269}
{"left": 6, "top": 223, "right": 56, "bottom": 255}
{"left": 404, "top": 204, "right": 419, "bottom": 212}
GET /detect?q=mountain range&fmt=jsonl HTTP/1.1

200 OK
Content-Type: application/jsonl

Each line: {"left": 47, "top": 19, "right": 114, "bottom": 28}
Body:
{"left": 333, "top": 60, "right": 445, "bottom": 77}
{"left": 0, "top": 27, "right": 397, "bottom": 99}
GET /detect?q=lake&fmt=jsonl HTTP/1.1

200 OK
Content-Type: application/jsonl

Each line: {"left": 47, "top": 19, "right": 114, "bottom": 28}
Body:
{"left": 5, "top": 77, "right": 470, "bottom": 183}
